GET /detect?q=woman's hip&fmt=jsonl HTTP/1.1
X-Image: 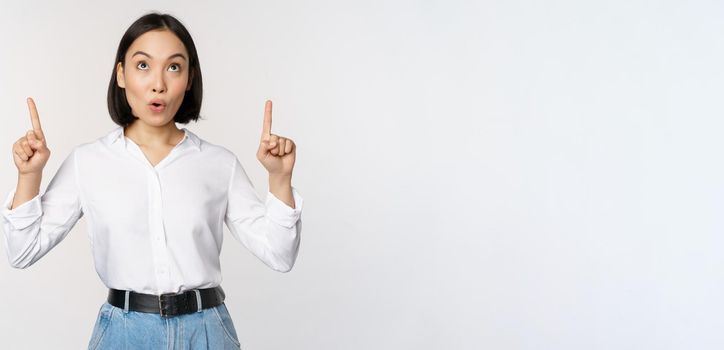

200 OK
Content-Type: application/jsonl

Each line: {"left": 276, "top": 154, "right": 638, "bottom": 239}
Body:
{"left": 88, "top": 301, "right": 242, "bottom": 349}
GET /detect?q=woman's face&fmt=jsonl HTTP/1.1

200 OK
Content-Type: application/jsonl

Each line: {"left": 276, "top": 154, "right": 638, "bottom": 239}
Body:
{"left": 116, "top": 29, "right": 193, "bottom": 127}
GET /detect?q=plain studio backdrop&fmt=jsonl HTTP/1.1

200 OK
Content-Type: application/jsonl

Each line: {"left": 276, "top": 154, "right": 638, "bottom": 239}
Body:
{"left": 1, "top": 0, "right": 723, "bottom": 349}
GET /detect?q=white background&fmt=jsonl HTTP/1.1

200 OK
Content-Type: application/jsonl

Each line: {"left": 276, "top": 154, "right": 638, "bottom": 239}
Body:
{"left": 1, "top": 0, "right": 723, "bottom": 349}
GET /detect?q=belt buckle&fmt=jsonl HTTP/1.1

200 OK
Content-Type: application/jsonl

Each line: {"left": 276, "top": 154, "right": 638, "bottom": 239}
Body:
{"left": 158, "top": 293, "right": 175, "bottom": 318}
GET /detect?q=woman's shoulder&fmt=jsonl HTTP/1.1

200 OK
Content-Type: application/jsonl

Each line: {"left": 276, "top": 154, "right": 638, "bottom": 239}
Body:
{"left": 182, "top": 129, "right": 240, "bottom": 165}
{"left": 188, "top": 132, "right": 234, "bottom": 157}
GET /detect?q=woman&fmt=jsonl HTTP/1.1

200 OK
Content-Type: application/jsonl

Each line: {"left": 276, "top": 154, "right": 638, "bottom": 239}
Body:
{"left": 1, "top": 12, "right": 303, "bottom": 349}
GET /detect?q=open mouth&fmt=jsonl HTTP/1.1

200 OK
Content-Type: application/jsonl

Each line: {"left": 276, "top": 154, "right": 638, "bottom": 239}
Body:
{"left": 149, "top": 103, "right": 166, "bottom": 112}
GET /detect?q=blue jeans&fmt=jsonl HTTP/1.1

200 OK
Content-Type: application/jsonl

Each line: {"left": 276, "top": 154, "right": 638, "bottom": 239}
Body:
{"left": 87, "top": 301, "right": 242, "bottom": 349}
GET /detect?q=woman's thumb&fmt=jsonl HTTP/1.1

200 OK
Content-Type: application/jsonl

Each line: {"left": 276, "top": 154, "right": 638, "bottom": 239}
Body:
{"left": 262, "top": 140, "right": 277, "bottom": 151}
{"left": 26, "top": 131, "right": 36, "bottom": 144}
{"left": 26, "top": 131, "right": 42, "bottom": 150}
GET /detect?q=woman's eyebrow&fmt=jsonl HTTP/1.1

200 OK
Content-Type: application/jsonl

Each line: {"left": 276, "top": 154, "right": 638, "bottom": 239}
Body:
{"left": 131, "top": 50, "right": 187, "bottom": 61}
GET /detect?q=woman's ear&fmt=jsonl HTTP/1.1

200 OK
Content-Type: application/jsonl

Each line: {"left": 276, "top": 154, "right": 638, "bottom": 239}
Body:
{"left": 116, "top": 62, "right": 125, "bottom": 88}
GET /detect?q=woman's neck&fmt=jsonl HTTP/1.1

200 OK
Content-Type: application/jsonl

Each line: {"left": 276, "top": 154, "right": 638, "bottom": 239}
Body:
{"left": 123, "top": 122, "right": 185, "bottom": 148}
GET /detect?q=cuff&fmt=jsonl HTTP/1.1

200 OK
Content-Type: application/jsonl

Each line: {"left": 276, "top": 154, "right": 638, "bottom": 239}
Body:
{"left": 1, "top": 188, "right": 43, "bottom": 230}
{"left": 265, "top": 186, "right": 304, "bottom": 228}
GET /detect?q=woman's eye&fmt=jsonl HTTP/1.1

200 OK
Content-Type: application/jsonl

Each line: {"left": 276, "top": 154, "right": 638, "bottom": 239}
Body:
{"left": 135, "top": 61, "right": 181, "bottom": 72}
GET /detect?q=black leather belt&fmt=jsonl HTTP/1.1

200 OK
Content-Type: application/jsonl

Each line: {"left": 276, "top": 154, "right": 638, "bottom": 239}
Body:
{"left": 107, "top": 286, "right": 225, "bottom": 318}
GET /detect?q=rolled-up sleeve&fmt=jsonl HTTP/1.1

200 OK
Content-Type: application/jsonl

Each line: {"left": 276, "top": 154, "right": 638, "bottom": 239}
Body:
{"left": 223, "top": 156, "right": 304, "bottom": 273}
{"left": 0, "top": 147, "right": 83, "bottom": 269}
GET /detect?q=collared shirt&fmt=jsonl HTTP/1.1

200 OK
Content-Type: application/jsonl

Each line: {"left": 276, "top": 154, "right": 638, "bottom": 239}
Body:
{"left": 0, "top": 126, "right": 303, "bottom": 295}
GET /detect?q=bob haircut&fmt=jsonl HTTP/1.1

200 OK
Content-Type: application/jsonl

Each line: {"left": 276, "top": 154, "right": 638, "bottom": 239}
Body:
{"left": 107, "top": 12, "right": 203, "bottom": 127}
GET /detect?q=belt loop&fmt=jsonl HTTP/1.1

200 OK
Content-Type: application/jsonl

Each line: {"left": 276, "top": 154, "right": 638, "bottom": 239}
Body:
{"left": 194, "top": 290, "right": 202, "bottom": 312}
{"left": 123, "top": 290, "right": 130, "bottom": 314}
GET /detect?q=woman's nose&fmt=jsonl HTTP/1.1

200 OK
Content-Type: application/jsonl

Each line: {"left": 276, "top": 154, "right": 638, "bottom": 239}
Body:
{"left": 152, "top": 84, "right": 166, "bottom": 93}
{"left": 152, "top": 73, "right": 166, "bottom": 93}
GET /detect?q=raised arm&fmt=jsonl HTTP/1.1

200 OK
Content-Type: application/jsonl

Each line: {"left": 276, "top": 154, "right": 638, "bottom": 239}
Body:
{"left": 224, "top": 100, "right": 304, "bottom": 272}
{"left": 224, "top": 155, "right": 303, "bottom": 273}
{"left": 0, "top": 97, "right": 83, "bottom": 269}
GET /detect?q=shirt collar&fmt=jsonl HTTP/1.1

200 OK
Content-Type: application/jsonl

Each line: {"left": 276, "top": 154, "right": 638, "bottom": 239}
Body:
{"left": 105, "top": 126, "right": 201, "bottom": 151}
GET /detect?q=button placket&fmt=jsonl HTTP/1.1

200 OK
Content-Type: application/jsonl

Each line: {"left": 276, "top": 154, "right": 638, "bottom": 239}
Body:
{"left": 148, "top": 169, "right": 171, "bottom": 290}
{"left": 120, "top": 130, "right": 189, "bottom": 294}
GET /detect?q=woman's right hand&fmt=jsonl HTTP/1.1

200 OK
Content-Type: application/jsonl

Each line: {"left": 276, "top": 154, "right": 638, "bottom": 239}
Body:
{"left": 13, "top": 97, "right": 50, "bottom": 175}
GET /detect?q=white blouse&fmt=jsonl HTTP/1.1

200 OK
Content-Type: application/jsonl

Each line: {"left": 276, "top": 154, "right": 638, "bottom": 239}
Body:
{"left": 0, "top": 126, "right": 303, "bottom": 295}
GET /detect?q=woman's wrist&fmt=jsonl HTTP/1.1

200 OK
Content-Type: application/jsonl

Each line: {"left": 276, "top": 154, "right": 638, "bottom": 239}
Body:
{"left": 12, "top": 172, "right": 42, "bottom": 209}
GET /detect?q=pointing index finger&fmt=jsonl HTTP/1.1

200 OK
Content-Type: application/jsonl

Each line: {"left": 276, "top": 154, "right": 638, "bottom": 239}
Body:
{"left": 26, "top": 97, "right": 44, "bottom": 139}
{"left": 261, "top": 100, "right": 272, "bottom": 141}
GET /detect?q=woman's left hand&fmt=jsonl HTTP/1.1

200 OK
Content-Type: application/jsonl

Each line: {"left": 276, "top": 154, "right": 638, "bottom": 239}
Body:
{"left": 256, "top": 100, "right": 296, "bottom": 176}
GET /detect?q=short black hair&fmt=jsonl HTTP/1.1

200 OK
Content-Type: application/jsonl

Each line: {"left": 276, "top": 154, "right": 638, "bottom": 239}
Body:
{"left": 107, "top": 12, "right": 204, "bottom": 127}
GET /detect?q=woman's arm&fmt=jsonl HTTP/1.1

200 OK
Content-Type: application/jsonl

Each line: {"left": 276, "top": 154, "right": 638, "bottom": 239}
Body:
{"left": 225, "top": 100, "right": 303, "bottom": 272}
{"left": 224, "top": 156, "right": 303, "bottom": 273}
{"left": 1, "top": 148, "right": 83, "bottom": 269}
